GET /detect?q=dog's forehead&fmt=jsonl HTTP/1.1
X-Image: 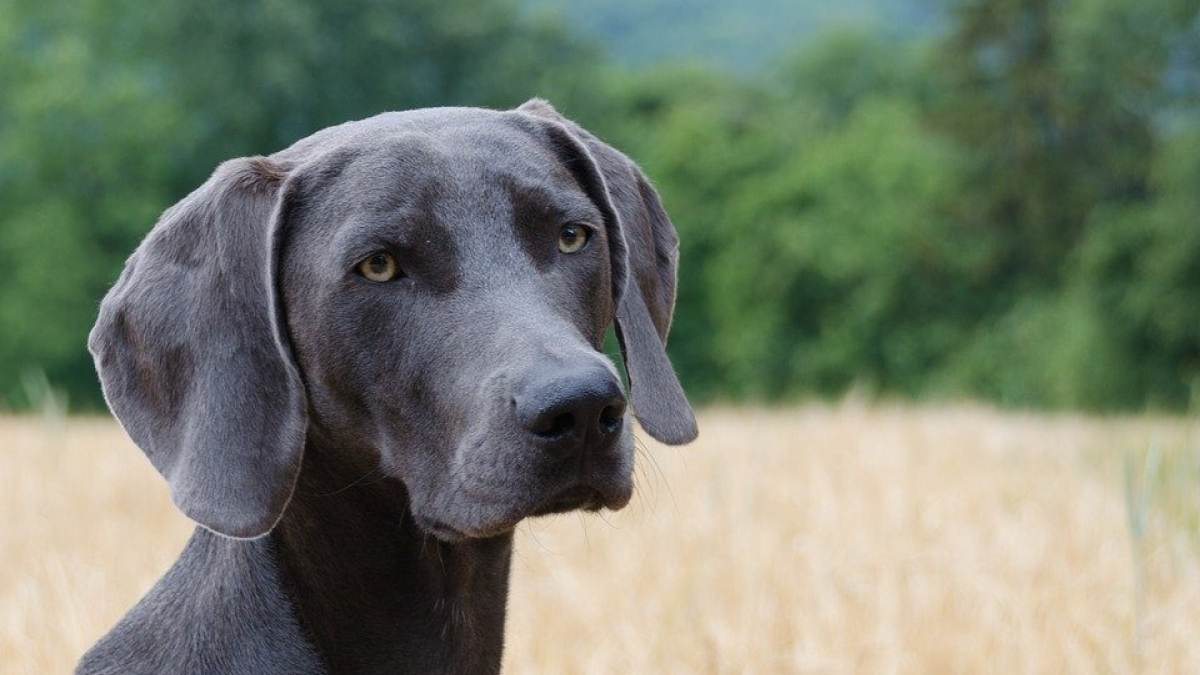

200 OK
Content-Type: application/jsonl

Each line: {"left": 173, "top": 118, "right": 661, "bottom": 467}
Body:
{"left": 299, "top": 109, "right": 593, "bottom": 218}
{"left": 286, "top": 107, "right": 572, "bottom": 186}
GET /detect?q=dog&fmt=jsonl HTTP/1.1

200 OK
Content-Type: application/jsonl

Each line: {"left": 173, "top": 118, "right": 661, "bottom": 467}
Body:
{"left": 76, "top": 99, "right": 696, "bottom": 675}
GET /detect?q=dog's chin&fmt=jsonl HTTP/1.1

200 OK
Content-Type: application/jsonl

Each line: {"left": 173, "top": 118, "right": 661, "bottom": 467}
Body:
{"left": 416, "top": 480, "right": 634, "bottom": 544}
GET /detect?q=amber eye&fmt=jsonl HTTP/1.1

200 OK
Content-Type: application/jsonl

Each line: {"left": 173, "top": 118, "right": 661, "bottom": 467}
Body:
{"left": 357, "top": 252, "right": 401, "bottom": 282}
{"left": 558, "top": 224, "right": 590, "bottom": 254}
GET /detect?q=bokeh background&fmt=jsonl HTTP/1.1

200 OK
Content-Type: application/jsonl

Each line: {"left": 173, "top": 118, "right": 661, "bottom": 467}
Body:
{"left": 4, "top": 0, "right": 1200, "bottom": 673}
{"left": 2, "top": 0, "right": 1199, "bottom": 413}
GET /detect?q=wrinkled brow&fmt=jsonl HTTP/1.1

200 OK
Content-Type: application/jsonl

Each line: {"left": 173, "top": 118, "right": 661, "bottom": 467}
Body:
{"left": 331, "top": 207, "right": 446, "bottom": 269}
{"left": 501, "top": 175, "right": 605, "bottom": 229}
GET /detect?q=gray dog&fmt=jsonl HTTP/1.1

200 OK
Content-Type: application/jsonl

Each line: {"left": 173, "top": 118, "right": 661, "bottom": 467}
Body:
{"left": 77, "top": 100, "right": 696, "bottom": 675}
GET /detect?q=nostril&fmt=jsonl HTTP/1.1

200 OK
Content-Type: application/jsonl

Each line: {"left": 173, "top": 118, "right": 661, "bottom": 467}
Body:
{"left": 530, "top": 408, "right": 578, "bottom": 440}
{"left": 542, "top": 412, "right": 576, "bottom": 439}
{"left": 599, "top": 404, "right": 623, "bottom": 434}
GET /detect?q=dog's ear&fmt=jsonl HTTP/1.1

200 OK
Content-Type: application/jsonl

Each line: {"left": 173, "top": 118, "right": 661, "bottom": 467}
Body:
{"left": 515, "top": 98, "right": 698, "bottom": 445}
{"left": 89, "top": 157, "right": 306, "bottom": 539}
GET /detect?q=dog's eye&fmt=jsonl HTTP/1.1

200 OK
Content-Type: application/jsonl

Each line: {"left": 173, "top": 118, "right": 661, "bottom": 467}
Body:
{"left": 559, "top": 224, "right": 590, "bottom": 254}
{"left": 357, "top": 252, "right": 401, "bottom": 282}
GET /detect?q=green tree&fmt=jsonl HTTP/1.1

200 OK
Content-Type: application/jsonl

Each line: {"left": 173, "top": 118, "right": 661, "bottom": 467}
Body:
{"left": 931, "top": 0, "right": 1191, "bottom": 284}
{"left": 708, "top": 98, "right": 979, "bottom": 398}
{"left": 925, "top": 0, "right": 1200, "bottom": 410}
{"left": 0, "top": 5, "right": 181, "bottom": 406}
{"left": 1073, "top": 128, "right": 1200, "bottom": 408}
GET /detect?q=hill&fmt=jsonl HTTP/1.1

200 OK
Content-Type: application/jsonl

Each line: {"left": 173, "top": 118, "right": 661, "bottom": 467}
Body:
{"left": 520, "top": 0, "right": 941, "bottom": 70}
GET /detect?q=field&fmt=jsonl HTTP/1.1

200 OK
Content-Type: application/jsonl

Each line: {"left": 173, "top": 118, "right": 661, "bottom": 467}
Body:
{"left": 3, "top": 405, "right": 1198, "bottom": 674}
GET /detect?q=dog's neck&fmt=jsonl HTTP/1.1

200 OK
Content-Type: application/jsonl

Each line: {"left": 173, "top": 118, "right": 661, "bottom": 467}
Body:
{"left": 271, "top": 440, "right": 514, "bottom": 675}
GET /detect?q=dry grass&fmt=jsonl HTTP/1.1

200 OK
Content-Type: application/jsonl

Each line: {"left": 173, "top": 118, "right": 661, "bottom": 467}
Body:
{"left": 2, "top": 404, "right": 1198, "bottom": 674}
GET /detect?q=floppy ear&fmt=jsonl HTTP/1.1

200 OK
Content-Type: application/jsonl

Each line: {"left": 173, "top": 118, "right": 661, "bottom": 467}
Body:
{"left": 515, "top": 99, "right": 698, "bottom": 445}
{"left": 89, "top": 157, "right": 307, "bottom": 539}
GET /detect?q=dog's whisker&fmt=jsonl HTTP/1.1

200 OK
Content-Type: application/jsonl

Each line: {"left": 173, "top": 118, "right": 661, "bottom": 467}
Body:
{"left": 633, "top": 437, "right": 662, "bottom": 514}
{"left": 595, "top": 510, "right": 619, "bottom": 532}
{"left": 575, "top": 512, "right": 592, "bottom": 548}
{"left": 637, "top": 436, "right": 677, "bottom": 514}
{"left": 525, "top": 523, "right": 552, "bottom": 555}
{"left": 308, "top": 466, "right": 386, "bottom": 498}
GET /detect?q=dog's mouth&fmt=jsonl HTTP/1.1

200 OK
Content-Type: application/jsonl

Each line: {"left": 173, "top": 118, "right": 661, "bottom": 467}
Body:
{"left": 418, "top": 517, "right": 471, "bottom": 542}
{"left": 529, "top": 484, "right": 607, "bottom": 517}
{"left": 418, "top": 481, "right": 630, "bottom": 543}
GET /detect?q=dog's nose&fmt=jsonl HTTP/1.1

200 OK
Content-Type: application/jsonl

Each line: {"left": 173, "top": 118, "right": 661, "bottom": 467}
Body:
{"left": 514, "top": 368, "right": 626, "bottom": 454}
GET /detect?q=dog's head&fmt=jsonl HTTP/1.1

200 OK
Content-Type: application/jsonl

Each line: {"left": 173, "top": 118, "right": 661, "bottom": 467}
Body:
{"left": 89, "top": 101, "right": 696, "bottom": 540}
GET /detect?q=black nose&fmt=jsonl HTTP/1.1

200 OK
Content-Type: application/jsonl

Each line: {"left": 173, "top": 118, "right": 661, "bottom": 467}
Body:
{"left": 514, "top": 368, "right": 626, "bottom": 454}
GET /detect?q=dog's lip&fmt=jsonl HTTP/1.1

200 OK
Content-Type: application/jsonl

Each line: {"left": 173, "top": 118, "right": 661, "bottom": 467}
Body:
{"left": 423, "top": 486, "right": 611, "bottom": 540}
{"left": 415, "top": 515, "right": 472, "bottom": 543}
{"left": 530, "top": 485, "right": 605, "bottom": 517}
{"left": 417, "top": 512, "right": 522, "bottom": 542}
{"left": 418, "top": 476, "right": 634, "bottom": 541}
{"left": 529, "top": 481, "right": 633, "bottom": 517}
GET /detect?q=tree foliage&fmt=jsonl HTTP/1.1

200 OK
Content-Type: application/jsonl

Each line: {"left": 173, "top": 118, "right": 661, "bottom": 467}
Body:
{"left": 1, "top": 0, "right": 1198, "bottom": 412}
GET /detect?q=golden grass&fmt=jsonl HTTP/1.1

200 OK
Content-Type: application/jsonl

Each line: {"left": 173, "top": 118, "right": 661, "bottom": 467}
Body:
{"left": 3, "top": 405, "right": 1198, "bottom": 674}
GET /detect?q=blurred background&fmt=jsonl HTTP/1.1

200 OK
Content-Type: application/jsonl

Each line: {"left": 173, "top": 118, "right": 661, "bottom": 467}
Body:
{"left": 4, "top": 1, "right": 1200, "bottom": 673}
{"left": 2, "top": 0, "right": 1198, "bottom": 414}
